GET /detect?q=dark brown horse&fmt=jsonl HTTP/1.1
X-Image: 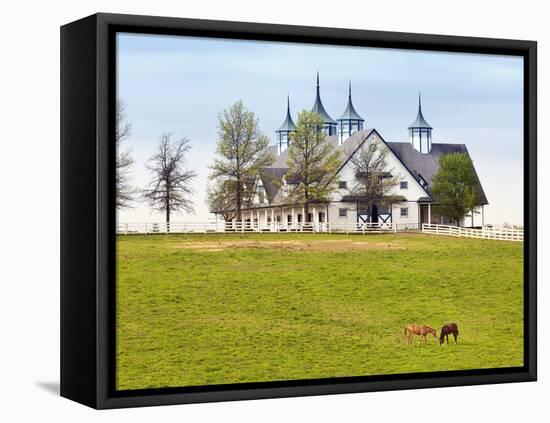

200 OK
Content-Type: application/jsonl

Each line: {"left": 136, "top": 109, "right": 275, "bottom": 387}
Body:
{"left": 439, "top": 323, "right": 459, "bottom": 345}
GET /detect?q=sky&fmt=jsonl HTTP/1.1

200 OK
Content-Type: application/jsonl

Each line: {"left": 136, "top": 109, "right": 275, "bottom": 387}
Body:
{"left": 116, "top": 32, "right": 524, "bottom": 226}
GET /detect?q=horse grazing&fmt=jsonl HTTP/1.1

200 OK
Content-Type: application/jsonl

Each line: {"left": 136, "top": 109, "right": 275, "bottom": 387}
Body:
{"left": 404, "top": 324, "right": 437, "bottom": 343}
{"left": 439, "top": 323, "right": 459, "bottom": 345}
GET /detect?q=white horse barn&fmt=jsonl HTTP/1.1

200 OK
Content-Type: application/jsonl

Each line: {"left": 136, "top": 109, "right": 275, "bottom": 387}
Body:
{"left": 216, "top": 77, "right": 488, "bottom": 229}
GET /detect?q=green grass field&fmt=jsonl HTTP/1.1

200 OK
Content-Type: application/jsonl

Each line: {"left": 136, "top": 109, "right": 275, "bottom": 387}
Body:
{"left": 116, "top": 232, "right": 523, "bottom": 390}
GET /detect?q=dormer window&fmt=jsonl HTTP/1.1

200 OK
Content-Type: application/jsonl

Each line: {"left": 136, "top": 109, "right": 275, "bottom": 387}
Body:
{"left": 338, "top": 181, "right": 347, "bottom": 189}
{"left": 418, "top": 174, "right": 428, "bottom": 189}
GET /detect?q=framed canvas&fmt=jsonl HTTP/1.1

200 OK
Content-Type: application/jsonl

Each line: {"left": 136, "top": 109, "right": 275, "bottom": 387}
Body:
{"left": 60, "top": 13, "right": 537, "bottom": 409}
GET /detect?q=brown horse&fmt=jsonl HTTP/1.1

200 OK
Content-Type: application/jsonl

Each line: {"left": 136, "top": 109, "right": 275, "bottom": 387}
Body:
{"left": 439, "top": 323, "right": 459, "bottom": 345}
{"left": 404, "top": 324, "right": 437, "bottom": 343}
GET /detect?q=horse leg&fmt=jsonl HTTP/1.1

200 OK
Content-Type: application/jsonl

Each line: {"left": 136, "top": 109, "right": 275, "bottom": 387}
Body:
{"left": 446, "top": 334, "right": 449, "bottom": 344}
{"left": 454, "top": 332, "right": 458, "bottom": 344}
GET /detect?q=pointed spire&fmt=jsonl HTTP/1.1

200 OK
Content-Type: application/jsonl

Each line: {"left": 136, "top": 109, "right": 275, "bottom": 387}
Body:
{"left": 338, "top": 79, "right": 364, "bottom": 121}
{"left": 408, "top": 90, "right": 432, "bottom": 129}
{"left": 311, "top": 72, "right": 337, "bottom": 124}
{"left": 276, "top": 94, "right": 296, "bottom": 132}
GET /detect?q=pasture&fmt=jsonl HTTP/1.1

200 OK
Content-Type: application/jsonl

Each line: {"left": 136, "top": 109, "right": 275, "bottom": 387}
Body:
{"left": 116, "top": 232, "right": 524, "bottom": 390}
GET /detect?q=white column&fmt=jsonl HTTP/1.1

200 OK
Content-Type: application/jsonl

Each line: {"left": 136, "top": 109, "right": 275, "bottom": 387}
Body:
{"left": 292, "top": 208, "right": 295, "bottom": 226}
{"left": 482, "top": 205, "right": 485, "bottom": 226}
{"left": 428, "top": 203, "right": 431, "bottom": 225}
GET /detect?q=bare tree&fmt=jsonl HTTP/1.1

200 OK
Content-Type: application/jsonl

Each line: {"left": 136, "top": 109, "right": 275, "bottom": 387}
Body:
{"left": 209, "top": 101, "right": 274, "bottom": 222}
{"left": 116, "top": 100, "right": 135, "bottom": 208}
{"left": 349, "top": 138, "right": 402, "bottom": 216}
{"left": 142, "top": 133, "right": 197, "bottom": 224}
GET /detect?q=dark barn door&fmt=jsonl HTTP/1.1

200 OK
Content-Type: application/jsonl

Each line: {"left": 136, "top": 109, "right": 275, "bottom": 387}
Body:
{"left": 371, "top": 205, "right": 379, "bottom": 223}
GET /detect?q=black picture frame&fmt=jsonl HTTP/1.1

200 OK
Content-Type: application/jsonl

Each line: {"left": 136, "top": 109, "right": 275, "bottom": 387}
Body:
{"left": 60, "top": 12, "right": 537, "bottom": 409}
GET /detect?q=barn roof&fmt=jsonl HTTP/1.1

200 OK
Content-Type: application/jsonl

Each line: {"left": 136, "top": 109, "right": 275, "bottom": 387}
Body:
{"left": 385, "top": 141, "right": 488, "bottom": 205}
{"left": 255, "top": 129, "right": 488, "bottom": 208}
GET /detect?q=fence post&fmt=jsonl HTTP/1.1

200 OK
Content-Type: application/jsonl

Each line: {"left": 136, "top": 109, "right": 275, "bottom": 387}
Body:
{"left": 124, "top": 223, "right": 128, "bottom": 236}
{"left": 144, "top": 223, "right": 148, "bottom": 235}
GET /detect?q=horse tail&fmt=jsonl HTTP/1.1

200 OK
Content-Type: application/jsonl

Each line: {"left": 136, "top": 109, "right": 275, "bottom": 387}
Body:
{"left": 455, "top": 325, "right": 459, "bottom": 336}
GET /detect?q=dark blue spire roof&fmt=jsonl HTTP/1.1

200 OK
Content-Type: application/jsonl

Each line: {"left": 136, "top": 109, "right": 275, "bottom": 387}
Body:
{"left": 276, "top": 95, "right": 296, "bottom": 132}
{"left": 311, "top": 72, "right": 337, "bottom": 125}
{"left": 339, "top": 81, "right": 364, "bottom": 121}
{"left": 408, "top": 92, "right": 433, "bottom": 129}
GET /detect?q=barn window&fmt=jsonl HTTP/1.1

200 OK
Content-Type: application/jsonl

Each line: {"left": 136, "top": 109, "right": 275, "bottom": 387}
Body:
{"left": 400, "top": 181, "right": 408, "bottom": 190}
{"left": 339, "top": 208, "right": 348, "bottom": 217}
{"left": 400, "top": 207, "right": 408, "bottom": 217}
{"left": 338, "top": 181, "right": 347, "bottom": 189}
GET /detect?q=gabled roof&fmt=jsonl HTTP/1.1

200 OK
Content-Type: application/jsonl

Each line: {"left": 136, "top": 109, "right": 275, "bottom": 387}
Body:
{"left": 408, "top": 93, "right": 432, "bottom": 129}
{"left": 276, "top": 96, "right": 296, "bottom": 133}
{"left": 386, "top": 141, "right": 488, "bottom": 205}
{"left": 259, "top": 168, "right": 287, "bottom": 203}
{"left": 255, "top": 129, "right": 488, "bottom": 208}
{"left": 339, "top": 82, "right": 364, "bottom": 122}
{"left": 311, "top": 72, "right": 337, "bottom": 125}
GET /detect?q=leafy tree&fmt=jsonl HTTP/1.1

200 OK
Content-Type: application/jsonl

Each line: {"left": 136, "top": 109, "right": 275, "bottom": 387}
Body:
{"left": 115, "top": 100, "right": 135, "bottom": 208}
{"left": 143, "top": 133, "right": 197, "bottom": 224}
{"left": 209, "top": 101, "right": 273, "bottom": 222}
{"left": 349, "top": 138, "right": 402, "bottom": 216}
{"left": 207, "top": 180, "right": 246, "bottom": 222}
{"left": 431, "top": 152, "right": 482, "bottom": 226}
{"left": 286, "top": 111, "right": 342, "bottom": 222}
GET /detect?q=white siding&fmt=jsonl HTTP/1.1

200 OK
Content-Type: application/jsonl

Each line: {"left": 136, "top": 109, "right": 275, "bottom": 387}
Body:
{"left": 392, "top": 202, "right": 420, "bottom": 227}
{"left": 328, "top": 202, "right": 356, "bottom": 223}
{"left": 330, "top": 132, "right": 429, "bottom": 205}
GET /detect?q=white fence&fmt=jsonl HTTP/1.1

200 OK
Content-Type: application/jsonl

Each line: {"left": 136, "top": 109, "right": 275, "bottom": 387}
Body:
{"left": 421, "top": 224, "right": 523, "bottom": 242}
{"left": 116, "top": 221, "right": 419, "bottom": 235}
{"left": 116, "top": 222, "right": 523, "bottom": 242}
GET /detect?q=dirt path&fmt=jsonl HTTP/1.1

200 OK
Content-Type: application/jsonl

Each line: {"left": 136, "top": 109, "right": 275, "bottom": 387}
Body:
{"left": 177, "top": 239, "right": 406, "bottom": 252}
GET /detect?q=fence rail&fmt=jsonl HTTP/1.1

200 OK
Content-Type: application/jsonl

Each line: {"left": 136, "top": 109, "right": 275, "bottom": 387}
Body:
{"left": 421, "top": 224, "right": 523, "bottom": 242}
{"left": 116, "top": 221, "right": 421, "bottom": 235}
{"left": 116, "top": 222, "right": 523, "bottom": 242}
